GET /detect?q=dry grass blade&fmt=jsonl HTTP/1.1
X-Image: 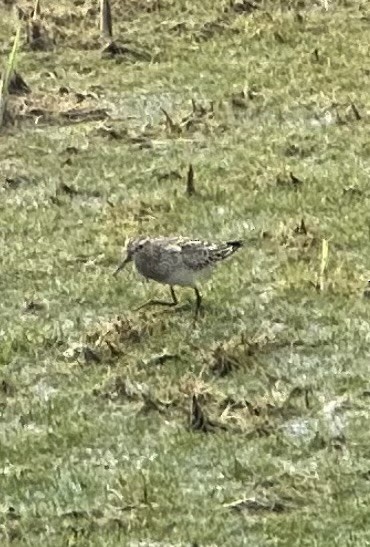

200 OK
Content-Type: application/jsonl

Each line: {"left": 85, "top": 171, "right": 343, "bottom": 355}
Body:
{"left": 318, "top": 239, "right": 329, "bottom": 291}
{"left": 27, "top": 20, "right": 47, "bottom": 50}
{"left": 0, "top": 24, "right": 21, "bottom": 128}
{"left": 32, "top": 0, "right": 41, "bottom": 19}
{"left": 8, "top": 71, "right": 30, "bottom": 95}
{"left": 100, "top": 0, "right": 113, "bottom": 41}
{"left": 224, "top": 496, "right": 291, "bottom": 513}
{"left": 189, "top": 394, "right": 227, "bottom": 433}
{"left": 190, "top": 395, "right": 210, "bottom": 432}
{"left": 160, "top": 107, "right": 180, "bottom": 133}
{"left": 351, "top": 103, "right": 361, "bottom": 121}
{"left": 186, "top": 164, "right": 195, "bottom": 196}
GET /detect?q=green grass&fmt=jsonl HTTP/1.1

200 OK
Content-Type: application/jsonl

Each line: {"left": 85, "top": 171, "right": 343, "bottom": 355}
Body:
{"left": 1, "top": 0, "right": 370, "bottom": 544}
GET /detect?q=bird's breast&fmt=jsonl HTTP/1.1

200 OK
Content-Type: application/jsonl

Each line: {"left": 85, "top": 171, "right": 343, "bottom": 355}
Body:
{"left": 167, "top": 265, "right": 212, "bottom": 287}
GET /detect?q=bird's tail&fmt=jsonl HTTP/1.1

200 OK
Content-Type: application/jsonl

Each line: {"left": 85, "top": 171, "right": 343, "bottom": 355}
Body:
{"left": 212, "top": 239, "right": 244, "bottom": 262}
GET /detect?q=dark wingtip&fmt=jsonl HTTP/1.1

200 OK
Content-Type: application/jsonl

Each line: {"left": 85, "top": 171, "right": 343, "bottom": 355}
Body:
{"left": 227, "top": 240, "right": 244, "bottom": 250}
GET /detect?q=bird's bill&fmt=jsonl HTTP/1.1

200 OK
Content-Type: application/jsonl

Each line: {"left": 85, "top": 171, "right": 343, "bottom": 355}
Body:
{"left": 113, "top": 256, "right": 130, "bottom": 276}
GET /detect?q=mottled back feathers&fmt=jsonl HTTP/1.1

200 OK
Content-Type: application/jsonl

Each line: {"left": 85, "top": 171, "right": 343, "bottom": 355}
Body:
{"left": 117, "top": 236, "right": 243, "bottom": 287}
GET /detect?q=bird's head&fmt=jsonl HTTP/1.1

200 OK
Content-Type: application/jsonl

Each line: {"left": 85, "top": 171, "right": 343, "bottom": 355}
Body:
{"left": 113, "top": 236, "right": 148, "bottom": 276}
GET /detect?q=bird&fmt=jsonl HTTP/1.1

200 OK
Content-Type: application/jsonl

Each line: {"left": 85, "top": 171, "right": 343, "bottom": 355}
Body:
{"left": 113, "top": 236, "right": 243, "bottom": 319}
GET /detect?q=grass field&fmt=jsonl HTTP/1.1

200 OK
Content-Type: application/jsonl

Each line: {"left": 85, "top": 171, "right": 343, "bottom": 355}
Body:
{"left": 1, "top": 0, "right": 370, "bottom": 544}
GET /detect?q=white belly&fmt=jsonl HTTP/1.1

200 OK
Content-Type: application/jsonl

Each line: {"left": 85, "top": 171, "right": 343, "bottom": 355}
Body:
{"left": 166, "top": 266, "right": 212, "bottom": 287}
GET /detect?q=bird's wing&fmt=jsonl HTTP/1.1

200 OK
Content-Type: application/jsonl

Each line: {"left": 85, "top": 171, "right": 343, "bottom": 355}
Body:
{"left": 178, "top": 239, "right": 225, "bottom": 271}
{"left": 152, "top": 238, "right": 243, "bottom": 271}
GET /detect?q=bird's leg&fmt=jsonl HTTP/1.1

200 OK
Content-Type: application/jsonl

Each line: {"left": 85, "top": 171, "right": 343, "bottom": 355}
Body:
{"left": 135, "top": 286, "right": 178, "bottom": 311}
{"left": 193, "top": 287, "right": 203, "bottom": 320}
